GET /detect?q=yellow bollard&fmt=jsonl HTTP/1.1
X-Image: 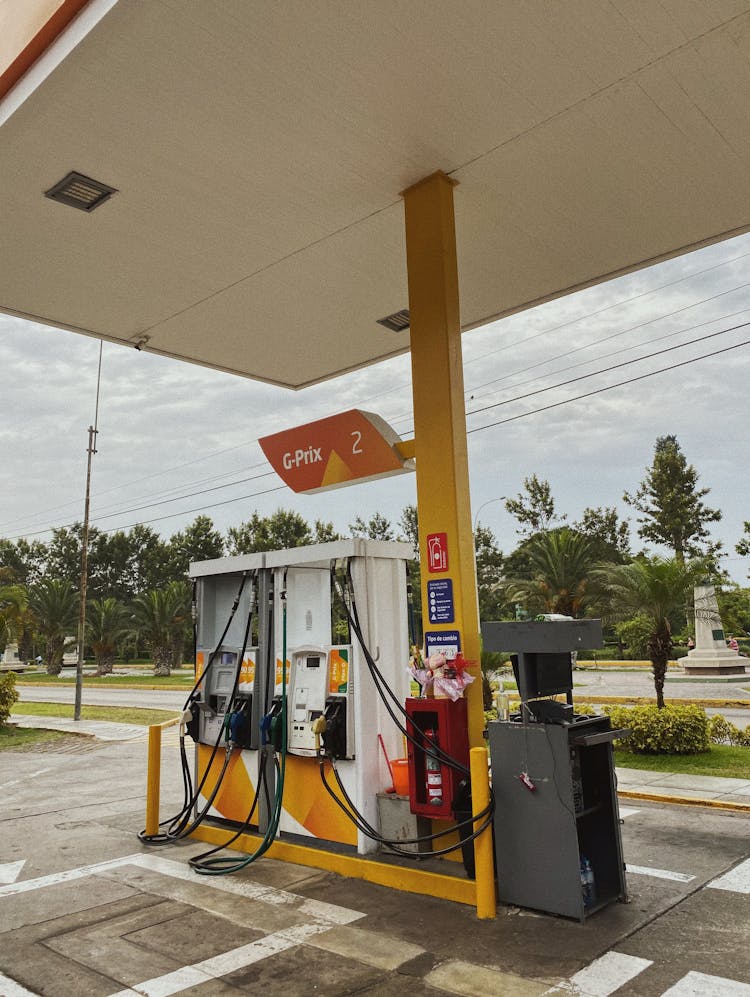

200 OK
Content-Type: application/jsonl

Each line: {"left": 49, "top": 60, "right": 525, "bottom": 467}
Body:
{"left": 145, "top": 724, "right": 162, "bottom": 837}
{"left": 470, "top": 745, "right": 496, "bottom": 919}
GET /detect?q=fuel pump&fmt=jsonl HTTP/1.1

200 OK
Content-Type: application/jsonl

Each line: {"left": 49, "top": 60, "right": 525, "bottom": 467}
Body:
{"left": 188, "top": 540, "right": 413, "bottom": 855}
{"left": 286, "top": 645, "right": 354, "bottom": 759}
{"left": 287, "top": 646, "right": 328, "bottom": 755}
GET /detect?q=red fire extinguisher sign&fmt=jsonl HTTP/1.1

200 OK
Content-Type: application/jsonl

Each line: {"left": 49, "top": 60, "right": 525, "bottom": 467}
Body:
{"left": 426, "top": 532, "right": 448, "bottom": 573}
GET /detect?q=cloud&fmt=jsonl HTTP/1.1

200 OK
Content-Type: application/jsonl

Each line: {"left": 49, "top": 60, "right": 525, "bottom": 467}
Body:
{"left": 1, "top": 234, "right": 748, "bottom": 581}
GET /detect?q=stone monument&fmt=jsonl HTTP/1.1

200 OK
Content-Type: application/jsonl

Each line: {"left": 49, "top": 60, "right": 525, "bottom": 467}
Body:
{"left": 683, "top": 583, "right": 747, "bottom": 675}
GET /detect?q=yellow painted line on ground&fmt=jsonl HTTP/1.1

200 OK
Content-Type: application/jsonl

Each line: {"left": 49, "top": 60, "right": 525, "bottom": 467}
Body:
{"left": 16, "top": 682, "right": 192, "bottom": 691}
{"left": 190, "top": 825, "right": 477, "bottom": 907}
{"left": 618, "top": 790, "right": 750, "bottom": 813}
{"left": 583, "top": 696, "right": 750, "bottom": 709}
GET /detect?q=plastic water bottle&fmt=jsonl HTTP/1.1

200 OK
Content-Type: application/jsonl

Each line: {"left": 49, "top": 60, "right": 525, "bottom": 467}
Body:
{"left": 580, "top": 857, "right": 596, "bottom": 910}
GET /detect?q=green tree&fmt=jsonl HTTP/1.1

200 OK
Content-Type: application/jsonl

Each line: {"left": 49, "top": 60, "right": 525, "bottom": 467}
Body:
{"left": 349, "top": 512, "right": 395, "bottom": 540}
{"left": 623, "top": 436, "right": 721, "bottom": 563}
{"left": 474, "top": 524, "right": 506, "bottom": 621}
{"left": 28, "top": 578, "right": 79, "bottom": 675}
{"left": 715, "top": 586, "right": 750, "bottom": 638}
{"left": 312, "top": 520, "right": 341, "bottom": 543}
{"left": 87, "top": 597, "right": 130, "bottom": 675}
{"left": 128, "top": 524, "right": 172, "bottom": 594}
{"left": 398, "top": 505, "right": 419, "bottom": 555}
{"left": 131, "top": 582, "right": 189, "bottom": 676}
{"left": 226, "top": 509, "right": 313, "bottom": 554}
{"left": 166, "top": 516, "right": 225, "bottom": 578}
{"left": 504, "top": 475, "right": 565, "bottom": 537}
{"left": 0, "top": 538, "right": 48, "bottom": 586}
{"left": 736, "top": 522, "right": 750, "bottom": 569}
{"left": 45, "top": 523, "right": 94, "bottom": 588}
{"left": 502, "top": 527, "right": 599, "bottom": 619}
{"left": 0, "top": 583, "right": 28, "bottom": 655}
{"left": 573, "top": 506, "right": 631, "bottom": 564}
{"left": 595, "top": 557, "right": 702, "bottom": 707}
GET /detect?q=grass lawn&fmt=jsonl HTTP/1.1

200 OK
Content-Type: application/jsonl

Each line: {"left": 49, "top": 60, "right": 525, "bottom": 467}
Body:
{"left": 16, "top": 671, "right": 194, "bottom": 688}
{"left": 0, "top": 725, "right": 73, "bottom": 750}
{"left": 614, "top": 744, "right": 750, "bottom": 780}
{"left": 11, "top": 701, "right": 180, "bottom": 726}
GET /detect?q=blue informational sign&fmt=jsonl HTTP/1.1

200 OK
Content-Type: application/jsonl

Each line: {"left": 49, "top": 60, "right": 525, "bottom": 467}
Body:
{"left": 427, "top": 578, "right": 455, "bottom": 624}
{"left": 425, "top": 630, "right": 461, "bottom": 659}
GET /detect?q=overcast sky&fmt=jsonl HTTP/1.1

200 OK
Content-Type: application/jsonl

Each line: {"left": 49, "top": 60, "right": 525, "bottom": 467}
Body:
{"left": 1, "top": 231, "right": 749, "bottom": 583}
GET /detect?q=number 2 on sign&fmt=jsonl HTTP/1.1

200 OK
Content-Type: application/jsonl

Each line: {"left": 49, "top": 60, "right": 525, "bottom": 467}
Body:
{"left": 351, "top": 430, "right": 363, "bottom": 454}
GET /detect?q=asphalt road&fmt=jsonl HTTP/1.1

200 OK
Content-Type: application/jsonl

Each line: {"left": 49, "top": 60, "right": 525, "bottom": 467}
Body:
{"left": 16, "top": 669, "right": 750, "bottom": 727}
{"left": 16, "top": 684, "right": 186, "bottom": 711}
{"left": 3, "top": 710, "right": 750, "bottom": 996}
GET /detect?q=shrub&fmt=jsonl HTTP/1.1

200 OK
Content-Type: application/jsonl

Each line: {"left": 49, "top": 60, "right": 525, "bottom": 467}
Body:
{"left": 606, "top": 703, "right": 710, "bottom": 754}
{"left": 708, "top": 713, "right": 750, "bottom": 747}
{"left": 0, "top": 672, "right": 19, "bottom": 725}
{"left": 614, "top": 614, "right": 654, "bottom": 660}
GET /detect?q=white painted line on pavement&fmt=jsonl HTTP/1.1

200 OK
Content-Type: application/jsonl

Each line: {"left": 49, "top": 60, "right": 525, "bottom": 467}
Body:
{"left": 132, "top": 854, "right": 364, "bottom": 924}
{"left": 707, "top": 857, "right": 750, "bottom": 894}
{"left": 0, "top": 861, "right": 26, "bottom": 885}
{"left": 661, "top": 970, "right": 750, "bottom": 995}
{"left": 617, "top": 806, "right": 640, "bottom": 818}
{"left": 545, "top": 951, "right": 652, "bottom": 995}
{"left": 626, "top": 864, "right": 694, "bottom": 883}
{"left": 0, "top": 854, "right": 143, "bottom": 897}
{"left": 0, "top": 768, "right": 52, "bottom": 791}
{"left": 106, "top": 924, "right": 332, "bottom": 997}
{"left": 0, "top": 971, "right": 40, "bottom": 996}
{"left": 0, "top": 852, "right": 364, "bottom": 924}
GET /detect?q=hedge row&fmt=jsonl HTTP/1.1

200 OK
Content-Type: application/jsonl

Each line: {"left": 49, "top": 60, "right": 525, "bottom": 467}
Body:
{"left": 0, "top": 673, "right": 19, "bottom": 726}
{"left": 486, "top": 701, "right": 750, "bottom": 753}
{"left": 606, "top": 704, "right": 711, "bottom": 754}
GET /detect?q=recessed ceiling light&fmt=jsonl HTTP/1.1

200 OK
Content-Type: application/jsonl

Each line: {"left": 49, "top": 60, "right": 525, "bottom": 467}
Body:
{"left": 376, "top": 309, "right": 410, "bottom": 332}
{"left": 45, "top": 171, "right": 117, "bottom": 212}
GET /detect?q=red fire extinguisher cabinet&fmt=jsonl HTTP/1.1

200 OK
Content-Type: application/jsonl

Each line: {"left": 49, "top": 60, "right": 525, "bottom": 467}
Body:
{"left": 405, "top": 697, "right": 470, "bottom": 818}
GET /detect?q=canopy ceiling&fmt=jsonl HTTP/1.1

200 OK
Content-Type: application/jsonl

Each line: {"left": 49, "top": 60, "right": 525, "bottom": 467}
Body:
{"left": 2, "top": 1, "right": 750, "bottom": 388}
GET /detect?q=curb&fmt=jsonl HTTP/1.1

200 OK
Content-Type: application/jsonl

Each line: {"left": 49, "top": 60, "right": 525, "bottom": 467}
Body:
{"left": 582, "top": 695, "right": 750, "bottom": 709}
{"left": 618, "top": 789, "right": 750, "bottom": 813}
{"left": 15, "top": 682, "right": 193, "bottom": 692}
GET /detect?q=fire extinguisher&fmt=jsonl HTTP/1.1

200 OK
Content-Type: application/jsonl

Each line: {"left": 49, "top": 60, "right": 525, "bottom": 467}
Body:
{"left": 424, "top": 729, "right": 443, "bottom": 806}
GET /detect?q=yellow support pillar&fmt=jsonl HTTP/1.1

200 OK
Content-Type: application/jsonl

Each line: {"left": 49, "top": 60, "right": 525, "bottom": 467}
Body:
{"left": 145, "top": 723, "right": 162, "bottom": 837}
{"left": 402, "top": 171, "right": 495, "bottom": 918}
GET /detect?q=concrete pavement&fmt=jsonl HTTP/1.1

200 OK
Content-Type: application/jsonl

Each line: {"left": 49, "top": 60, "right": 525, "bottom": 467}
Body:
{"left": 1, "top": 728, "right": 749, "bottom": 996}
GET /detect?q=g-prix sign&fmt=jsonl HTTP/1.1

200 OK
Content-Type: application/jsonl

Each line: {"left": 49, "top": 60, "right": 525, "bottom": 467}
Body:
{"left": 259, "top": 409, "right": 414, "bottom": 493}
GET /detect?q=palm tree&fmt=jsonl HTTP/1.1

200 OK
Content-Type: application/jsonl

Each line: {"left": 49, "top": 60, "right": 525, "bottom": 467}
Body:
{"left": 1, "top": 584, "right": 37, "bottom": 665}
{"left": 131, "top": 582, "right": 189, "bottom": 676}
{"left": 503, "top": 528, "right": 600, "bottom": 618}
{"left": 27, "top": 579, "right": 79, "bottom": 675}
{"left": 1, "top": 583, "right": 26, "bottom": 650}
{"left": 594, "top": 557, "right": 702, "bottom": 707}
{"left": 87, "top": 597, "right": 130, "bottom": 675}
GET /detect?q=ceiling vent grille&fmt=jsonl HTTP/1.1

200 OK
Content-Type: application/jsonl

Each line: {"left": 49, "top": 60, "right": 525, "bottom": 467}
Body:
{"left": 45, "top": 171, "right": 117, "bottom": 212}
{"left": 376, "top": 309, "right": 410, "bottom": 332}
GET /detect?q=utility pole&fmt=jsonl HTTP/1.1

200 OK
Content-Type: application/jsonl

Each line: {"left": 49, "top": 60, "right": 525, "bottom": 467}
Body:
{"left": 74, "top": 343, "right": 102, "bottom": 722}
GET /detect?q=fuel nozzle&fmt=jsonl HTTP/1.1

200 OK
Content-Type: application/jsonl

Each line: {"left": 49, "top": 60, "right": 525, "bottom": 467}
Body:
{"left": 311, "top": 715, "right": 327, "bottom": 755}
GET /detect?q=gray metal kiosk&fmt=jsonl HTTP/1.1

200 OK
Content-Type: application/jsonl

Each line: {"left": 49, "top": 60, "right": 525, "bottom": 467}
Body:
{"left": 482, "top": 620, "right": 629, "bottom": 921}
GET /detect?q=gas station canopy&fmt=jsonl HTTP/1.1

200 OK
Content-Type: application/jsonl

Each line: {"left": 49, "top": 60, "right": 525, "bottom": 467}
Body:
{"left": 2, "top": 1, "right": 750, "bottom": 389}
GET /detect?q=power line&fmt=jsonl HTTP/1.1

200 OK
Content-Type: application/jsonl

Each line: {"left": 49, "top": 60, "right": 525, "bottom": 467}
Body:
{"left": 461, "top": 248, "right": 750, "bottom": 370}
{"left": 464, "top": 281, "right": 750, "bottom": 399}
{"left": 465, "top": 320, "right": 750, "bottom": 419}
{"left": 464, "top": 305, "right": 750, "bottom": 407}
{"left": 95, "top": 484, "right": 288, "bottom": 536}
{"left": 0, "top": 458, "right": 273, "bottom": 533}
{"left": 7, "top": 336, "right": 746, "bottom": 543}
{"left": 5, "top": 252, "right": 750, "bottom": 536}
{"left": 467, "top": 337, "right": 750, "bottom": 437}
